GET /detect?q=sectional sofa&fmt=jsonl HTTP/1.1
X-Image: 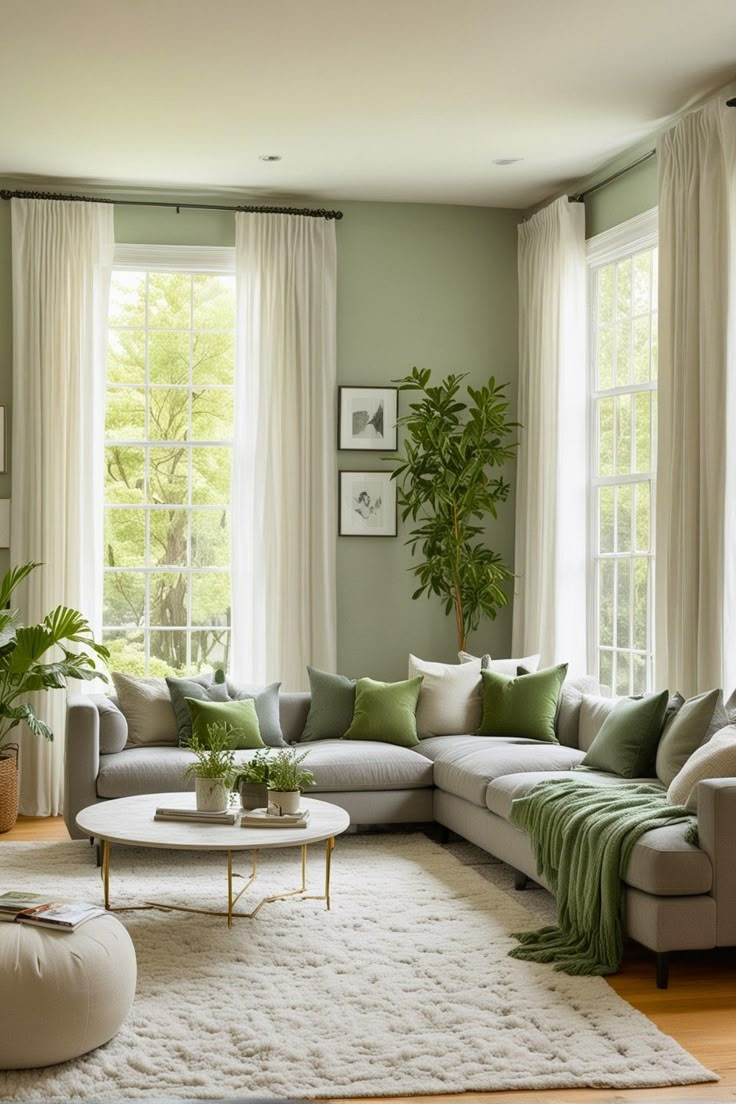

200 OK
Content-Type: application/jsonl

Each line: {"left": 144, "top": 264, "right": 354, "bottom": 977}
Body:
{"left": 64, "top": 689, "right": 736, "bottom": 987}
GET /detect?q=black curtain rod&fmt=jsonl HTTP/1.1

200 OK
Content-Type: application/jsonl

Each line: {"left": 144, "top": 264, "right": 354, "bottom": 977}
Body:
{"left": 0, "top": 188, "right": 343, "bottom": 220}
{"left": 568, "top": 149, "right": 656, "bottom": 204}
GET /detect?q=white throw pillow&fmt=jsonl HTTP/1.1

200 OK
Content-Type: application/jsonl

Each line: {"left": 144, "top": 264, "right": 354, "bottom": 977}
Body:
{"left": 458, "top": 651, "right": 541, "bottom": 676}
{"left": 556, "top": 676, "right": 601, "bottom": 748}
{"left": 409, "top": 655, "right": 485, "bottom": 738}
{"left": 667, "top": 725, "right": 736, "bottom": 811}
{"left": 111, "top": 672, "right": 179, "bottom": 748}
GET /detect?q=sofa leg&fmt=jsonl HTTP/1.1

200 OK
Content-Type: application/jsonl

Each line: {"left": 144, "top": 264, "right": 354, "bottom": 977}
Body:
{"left": 513, "top": 869, "right": 529, "bottom": 891}
{"left": 437, "top": 825, "right": 450, "bottom": 844}
{"left": 655, "top": 951, "right": 670, "bottom": 989}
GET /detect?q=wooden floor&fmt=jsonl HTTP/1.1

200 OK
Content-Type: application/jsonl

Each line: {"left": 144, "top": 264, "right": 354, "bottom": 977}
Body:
{"left": 3, "top": 816, "right": 735, "bottom": 1102}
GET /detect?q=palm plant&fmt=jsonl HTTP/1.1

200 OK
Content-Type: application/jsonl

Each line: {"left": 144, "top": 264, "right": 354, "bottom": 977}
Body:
{"left": 0, "top": 562, "right": 109, "bottom": 753}
{"left": 388, "top": 367, "right": 518, "bottom": 651}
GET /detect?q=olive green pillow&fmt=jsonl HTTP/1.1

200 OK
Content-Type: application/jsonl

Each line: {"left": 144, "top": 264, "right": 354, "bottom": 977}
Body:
{"left": 580, "top": 690, "right": 669, "bottom": 778}
{"left": 478, "top": 664, "right": 568, "bottom": 743}
{"left": 343, "top": 676, "right": 423, "bottom": 747}
{"left": 655, "top": 688, "right": 725, "bottom": 787}
{"left": 185, "top": 697, "right": 264, "bottom": 750}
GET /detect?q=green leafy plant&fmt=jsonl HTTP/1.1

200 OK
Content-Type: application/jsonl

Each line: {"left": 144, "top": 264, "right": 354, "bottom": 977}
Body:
{"left": 267, "top": 748, "right": 314, "bottom": 793}
{"left": 388, "top": 367, "right": 518, "bottom": 651}
{"left": 233, "top": 749, "right": 271, "bottom": 789}
{"left": 183, "top": 724, "right": 236, "bottom": 784}
{"left": 0, "top": 562, "right": 109, "bottom": 754}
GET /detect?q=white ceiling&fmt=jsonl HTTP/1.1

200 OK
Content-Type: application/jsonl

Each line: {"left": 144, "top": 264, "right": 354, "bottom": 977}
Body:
{"left": 1, "top": 0, "right": 735, "bottom": 208}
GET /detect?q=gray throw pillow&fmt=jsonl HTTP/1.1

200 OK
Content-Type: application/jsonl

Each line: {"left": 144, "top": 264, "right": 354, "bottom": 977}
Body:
{"left": 656, "top": 688, "right": 726, "bottom": 787}
{"left": 112, "top": 672, "right": 184, "bottom": 748}
{"left": 167, "top": 674, "right": 229, "bottom": 747}
{"left": 98, "top": 696, "right": 128, "bottom": 755}
{"left": 301, "top": 667, "right": 356, "bottom": 742}
{"left": 226, "top": 680, "right": 286, "bottom": 747}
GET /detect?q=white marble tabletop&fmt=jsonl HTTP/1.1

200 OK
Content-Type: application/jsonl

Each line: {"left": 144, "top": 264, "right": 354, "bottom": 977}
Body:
{"left": 76, "top": 793, "right": 350, "bottom": 851}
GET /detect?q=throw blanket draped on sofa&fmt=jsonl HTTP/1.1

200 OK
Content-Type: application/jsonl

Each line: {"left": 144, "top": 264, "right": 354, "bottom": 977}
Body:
{"left": 509, "top": 777, "right": 696, "bottom": 975}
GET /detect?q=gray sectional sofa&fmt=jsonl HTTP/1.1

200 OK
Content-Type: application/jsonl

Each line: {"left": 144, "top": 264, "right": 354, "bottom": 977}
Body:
{"left": 64, "top": 690, "right": 736, "bottom": 987}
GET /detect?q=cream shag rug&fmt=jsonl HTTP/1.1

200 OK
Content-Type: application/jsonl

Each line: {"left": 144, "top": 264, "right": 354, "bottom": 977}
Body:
{"left": 0, "top": 833, "right": 716, "bottom": 1100}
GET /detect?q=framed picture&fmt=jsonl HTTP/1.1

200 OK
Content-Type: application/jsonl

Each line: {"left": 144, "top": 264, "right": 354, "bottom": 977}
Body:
{"left": 0, "top": 406, "right": 6, "bottom": 474}
{"left": 338, "top": 386, "right": 398, "bottom": 451}
{"left": 339, "top": 470, "right": 397, "bottom": 537}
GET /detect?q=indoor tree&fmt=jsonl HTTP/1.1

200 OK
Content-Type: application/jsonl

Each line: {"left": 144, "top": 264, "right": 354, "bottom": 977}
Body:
{"left": 388, "top": 367, "right": 517, "bottom": 652}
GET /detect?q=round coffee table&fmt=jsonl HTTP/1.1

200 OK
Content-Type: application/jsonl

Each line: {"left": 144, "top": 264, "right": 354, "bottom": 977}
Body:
{"left": 76, "top": 794, "right": 350, "bottom": 927}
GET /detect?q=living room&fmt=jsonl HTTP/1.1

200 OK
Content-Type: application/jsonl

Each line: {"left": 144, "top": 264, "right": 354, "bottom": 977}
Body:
{"left": 0, "top": 0, "right": 735, "bottom": 1099}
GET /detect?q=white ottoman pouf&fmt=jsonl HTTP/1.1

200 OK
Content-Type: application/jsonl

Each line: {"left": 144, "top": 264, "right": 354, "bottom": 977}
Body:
{"left": 0, "top": 913, "right": 136, "bottom": 1069}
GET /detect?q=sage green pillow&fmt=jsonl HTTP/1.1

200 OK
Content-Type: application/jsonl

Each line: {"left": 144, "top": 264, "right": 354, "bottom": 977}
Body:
{"left": 301, "top": 666, "right": 356, "bottom": 742}
{"left": 185, "top": 697, "right": 264, "bottom": 750}
{"left": 167, "top": 674, "right": 230, "bottom": 747}
{"left": 478, "top": 664, "right": 568, "bottom": 743}
{"left": 581, "top": 690, "right": 669, "bottom": 778}
{"left": 343, "top": 676, "right": 423, "bottom": 747}
{"left": 655, "top": 688, "right": 725, "bottom": 787}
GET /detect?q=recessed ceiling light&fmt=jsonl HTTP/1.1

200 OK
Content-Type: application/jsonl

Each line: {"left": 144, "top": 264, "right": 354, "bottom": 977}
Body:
{"left": 259, "top": 154, "right": 282, "bottom": 162}
{"left": 492, "top": 158, "right": 523, "bottom": 166}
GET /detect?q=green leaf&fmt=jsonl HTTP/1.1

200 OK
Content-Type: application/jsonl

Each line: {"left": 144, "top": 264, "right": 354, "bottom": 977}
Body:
{"left": 0, "top": 562, "right": 41, "bottom": 609}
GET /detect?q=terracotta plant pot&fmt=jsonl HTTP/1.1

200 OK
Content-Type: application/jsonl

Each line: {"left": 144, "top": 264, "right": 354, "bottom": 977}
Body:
{"left": 267, "top": 789, "right": 301, "bottom": 816}
{"left": 239, "top": 782, "right": 268, "bottom": 811}
{"left": 194, "top": 776, "right": 229, "bottom": 813}
{"left": 0, "top": 751, "right": 19, "bottom": 834}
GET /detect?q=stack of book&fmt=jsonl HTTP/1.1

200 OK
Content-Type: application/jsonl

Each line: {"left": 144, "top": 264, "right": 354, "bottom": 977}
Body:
{"left": 240, "top": 808, "right": 311, "bottom": 829}
{"left": 0, "top": 891, "right": 104, "bottom": 931}
{"left": 153, "top": 806, "right": 237, "bottom": 825}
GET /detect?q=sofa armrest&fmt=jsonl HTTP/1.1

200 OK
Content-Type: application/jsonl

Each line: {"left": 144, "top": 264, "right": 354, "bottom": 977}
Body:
{"left": 696, "top": 777, "right": 736, "bottom": 944}
{"left": 64, "top": 695, "right": 102, "bottom": 840}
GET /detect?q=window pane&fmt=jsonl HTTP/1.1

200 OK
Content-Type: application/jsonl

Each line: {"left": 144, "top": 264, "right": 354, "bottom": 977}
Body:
{"left": 633, "top": 557, "right": 649, "bottom": 652}
{"left": 633, "top": 251, "right": 651, "bottom": 315}
{"left": 616, "top": 651, "right": 632, "bottom": 696}
{"left": 192, "top": 333, "right": 235, "bottom": 386}
{"left": 191, "top": 573, "right": 231, "bottom": 627}
{"left": 191, "top": 629, "right": 230, "bottom": 672}
{"left": 149, "top": 331, "right": 190, "bottom": 386}
{"left": 149, "top": 572, "right": 188, "bottom": 628}
{"left": 193, "top": 276, "right": 235, "bottom": 331}
{"left": 635, "top": 482, "right": 651, "bottom": 552}
{"left": 599, "top": 560, "right": 614, "bottom": 646}
{"left": 615, "top": 322, "right": 631, "bottom": 387}
{"left": 192, "top": 389, "right": 234, "bottom": 440}
{"left": 104, "top": 572, "right": 144, "bottom": 628}
{"left": 104, "top": 628, "right": 146, "bottom": 676}
{"left": 616, "top": 558, "right": 631, "bottom": 650}
{"left": 109, "top": 271, "right": 146, "bottom": 328}
{"left": 615, "top": 394, "right": 632, "bottom": 475}
{"left": 105, "top": 446, "right": 145, "bottom": 504}
{"left": 598, "top": 265, "right": 614, "bottom": 326}
{"left": 108, "top": 329, "right": 145, "bottom": 386}
{"left": 105, "top": 388, "right": 145, "bottom": 440}
{"left": 104, "top": 509, "right": 145, "bottom": 568}
{"left": 150, "top": 509, "right": 188, "bottom": 567}
{"left": 149, "top": 388, "right": 189, "bottom": 442}
{"left": 616, "top": 258, "right": 631, "bottom": 320}
{"left": 633, "top": 315, "right": 651, "bottom": 383}
{"left": 149, "top": 630, "right": 189, "bottom": 675}
{"left": 651, "top": 312, "right": 658, "bottom": 380}
{"left": 192, "top": 447, "right": 231, "bottom": 505}
{"left": 616, "top": 484, "right": 631, "bottom": 552}
{"left": 634, "top": 391, "right": 651, "bottom": 472}
{"left": 148, "top": 272, "right": 191, "bottom": 329}
{"left": 598, "top": 398, "right": 614, "bottom": 477}
{"left": 632, "top": 653, "right": 647, "bottom": 696}
{"left": 597, "top": 327, "right": 613, "bottom": 391}
{"left": 599, "top": 486, "right": 614, "bottom": 553}
{"left": 149, "top": 447, "right": 188, "bottom": 504}
{"left": 599, "top": 649, "right": 613, "bottom": 693}
{"left": 191, "top": 510, "right": 230, "bottom": 568}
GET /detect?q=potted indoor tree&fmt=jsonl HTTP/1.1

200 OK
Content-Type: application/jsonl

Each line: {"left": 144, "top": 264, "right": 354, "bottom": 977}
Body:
{"left": 184, "top": 723, "right": 237, "bottom": 812}
{"left": 266, "top": 748, "right": 314, "bottom": 816}
{"left": 387, "top": 367, "right": 518, "bottom": 651}
{"left": 233, "top": 750, "right": 271, "bottom": 811}
{"left": 0, "top": 562, "right": 109, "bottom": 833}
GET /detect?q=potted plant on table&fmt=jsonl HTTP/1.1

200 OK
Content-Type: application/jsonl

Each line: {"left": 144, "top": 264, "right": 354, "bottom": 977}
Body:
{"left": 0, "top": 562, "right": 109, "bottom": 833}
{"left": 184, "top": 723, "right": 237, "bottom": 813}
{"left": 267, "top": 748, "right": 314, "bottom": 816}
{"left": 233, "top": 750, "right": 271, "bottom": 811}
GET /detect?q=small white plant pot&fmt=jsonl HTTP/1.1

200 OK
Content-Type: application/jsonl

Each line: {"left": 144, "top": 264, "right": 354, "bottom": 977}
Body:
{"left": 195, "top": 777, "right": 230, "bottom": 813}
{"left": 267, "top": 789, "right": 301, "bottom": 816}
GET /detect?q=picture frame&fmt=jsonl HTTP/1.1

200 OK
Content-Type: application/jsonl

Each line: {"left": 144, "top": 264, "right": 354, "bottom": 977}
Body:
{"left": 0, "top": 406, "right": 6, "bottom": 474}
{"left": 338, "top": 386, "right": 398, "bottom": 451}
{"left": 339, "top": 470, "right": 397, "bottom": 537}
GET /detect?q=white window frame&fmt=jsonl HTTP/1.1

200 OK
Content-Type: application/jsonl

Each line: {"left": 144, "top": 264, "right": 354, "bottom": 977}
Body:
{"left": 104, "top": 245, "right": 236, "bottom": 674}
{"left": 586, "top": 208, "right": 658, "bottom": 692}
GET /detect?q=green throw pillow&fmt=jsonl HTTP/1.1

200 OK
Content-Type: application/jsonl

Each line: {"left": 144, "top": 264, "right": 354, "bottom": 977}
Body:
{"left": 167, "top": 674, "right": 230, "bottom": 747}
{"left": 343, "top": 676, "right": 423, "bottom": 747}
{"left": 301, "top": 666, "right": 357, "bottom": 742}
{"left": 478, "top": 664, "right": 568, "bottom": 742}
{"left": 185, "top": 697, "right": 264, "bottom": 750}
{"left": 655, "top": 688, "right": 724, "bottom": 787}
{"left": 580, "top": 690, "right": 669, "bottom": 778}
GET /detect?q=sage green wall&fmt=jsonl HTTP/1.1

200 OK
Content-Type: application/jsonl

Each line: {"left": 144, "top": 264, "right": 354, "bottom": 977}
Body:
{"left": 581, "top": 148, "right": 658, "bottom": 239}
{"left": 0, "top": 188, "right": 520, "bottom": 680}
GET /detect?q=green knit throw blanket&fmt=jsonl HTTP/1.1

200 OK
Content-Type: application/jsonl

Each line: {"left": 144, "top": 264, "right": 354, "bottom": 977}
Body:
{"left": 508, "top": 777, "right": 697, "bottom": 976}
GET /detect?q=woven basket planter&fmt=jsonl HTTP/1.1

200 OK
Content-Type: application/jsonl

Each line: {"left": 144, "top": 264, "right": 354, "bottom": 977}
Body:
{"left": 0, "top": 748, "right": 19, "bottom": 833}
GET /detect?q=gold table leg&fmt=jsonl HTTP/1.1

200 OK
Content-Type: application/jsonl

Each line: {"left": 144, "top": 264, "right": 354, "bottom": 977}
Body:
{"left": 101, "top": 839, "right": 110, "bottom": 910}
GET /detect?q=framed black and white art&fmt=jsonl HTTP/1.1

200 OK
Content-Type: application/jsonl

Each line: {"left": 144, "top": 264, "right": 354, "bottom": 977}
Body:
{"left": 338, "top": 386, "right": 398, "bottom": 451}
{"left": 339, "top": 470, "right": 397, "bottom": 537}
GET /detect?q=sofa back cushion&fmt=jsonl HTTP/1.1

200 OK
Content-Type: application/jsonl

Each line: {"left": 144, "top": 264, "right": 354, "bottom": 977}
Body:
{"left": 280, "top": 692, "right": 312, "bottom": 744}
{"left": 554, "top": 675, "right": 601, "bottom": 748}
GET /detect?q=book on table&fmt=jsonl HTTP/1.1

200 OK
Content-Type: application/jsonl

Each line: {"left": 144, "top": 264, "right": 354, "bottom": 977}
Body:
{"left": 154, "top": 808, "right": 238, "bottom": 825}
{"left": 240, "top": 808, "right": 311, "bottom": 829}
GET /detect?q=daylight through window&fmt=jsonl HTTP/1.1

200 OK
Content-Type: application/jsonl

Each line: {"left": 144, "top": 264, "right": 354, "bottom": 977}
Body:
{"left": 103, "top": 265, "right": 235, "bottom": 676}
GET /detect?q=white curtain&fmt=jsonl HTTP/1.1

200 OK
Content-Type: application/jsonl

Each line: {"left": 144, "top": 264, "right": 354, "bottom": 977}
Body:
{"left": 655, "top": 96, "right": 736, "bottom": 696}
{"left": 512, "top": 196, "right": 587, "bottom": 673}
{"left": 232, "top": 214, "right": 337, "bottom": 690}
{"left": 11, "top": 198, "right": 113, "bottom": 815}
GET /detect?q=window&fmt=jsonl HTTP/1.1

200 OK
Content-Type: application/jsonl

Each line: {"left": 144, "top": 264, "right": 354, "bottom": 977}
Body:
{"left": 103, "top": 247, "right": 236, "bottom": 676}
{"left": 588, "top": 211, "right": 658, "bottom": 695}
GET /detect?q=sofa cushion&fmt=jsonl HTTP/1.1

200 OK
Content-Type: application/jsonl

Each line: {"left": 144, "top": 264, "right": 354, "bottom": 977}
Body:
{"left": 409, "top": 654, "right": 485, "bottom": 739}
{"left": 485, "top": 771, "right": 711, "bottom": 895}
{"left": 344, "top": 677, "right": 423, "bottom": 747}
{"left": 556, "top": 676, "right": 600, "bottom": 748}
{"left": 415, "top": 735, "right": 584, "bottom": 807}
{"left": 96, "top": 740, "right": 433, "bottom": 799}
